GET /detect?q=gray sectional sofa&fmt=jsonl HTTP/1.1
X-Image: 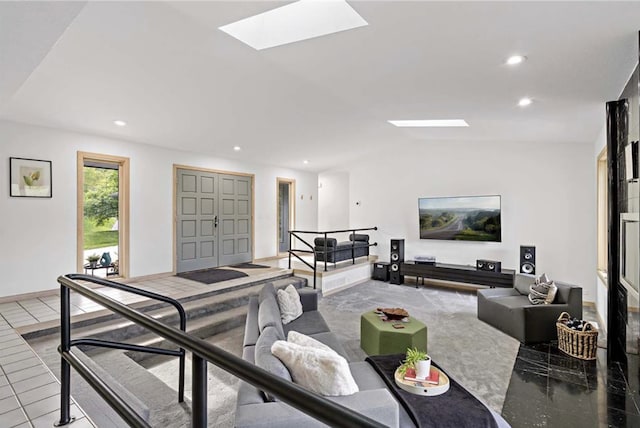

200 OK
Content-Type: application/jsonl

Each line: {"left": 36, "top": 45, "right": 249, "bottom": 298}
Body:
{"left": 235, "top": 282, "right": 511, "bottom": 428}
{"left": 477, "top": 273, "right": 583, "bottom": 343}
{"left": 235, "top": 282, "right": 403, "bottom": 427}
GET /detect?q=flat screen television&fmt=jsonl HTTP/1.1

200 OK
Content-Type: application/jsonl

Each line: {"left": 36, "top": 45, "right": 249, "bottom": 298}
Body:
{"left": 418, "top": 195, "right": 501, "bottom": 242}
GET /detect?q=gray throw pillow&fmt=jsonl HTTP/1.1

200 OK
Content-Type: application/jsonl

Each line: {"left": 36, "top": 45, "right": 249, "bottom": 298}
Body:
{"left": 528, "top": 273, "right": 556, "bottom": 305}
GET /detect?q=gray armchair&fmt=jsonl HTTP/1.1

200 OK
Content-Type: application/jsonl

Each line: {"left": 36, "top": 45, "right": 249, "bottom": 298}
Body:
{"left": 477, "top": 274, "right": 583, "bottom": 343}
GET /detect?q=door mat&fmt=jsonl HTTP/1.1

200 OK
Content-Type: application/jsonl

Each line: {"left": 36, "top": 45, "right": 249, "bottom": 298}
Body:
{"left": 230, "top": 263, "right": 270, "bottom": 269}
{"left": 177, "top": 268, "right": 248, "bottom": 284}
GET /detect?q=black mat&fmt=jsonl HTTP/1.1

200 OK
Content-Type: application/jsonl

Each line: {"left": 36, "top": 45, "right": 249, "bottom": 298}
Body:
{"left": 177, "top": 268, "right": 248, "bottom": 284}
{"left": 366, "top": 354, "right": 498, "bottom": 428}
{"left": 230, "top": 263, "right": 270, "bottom": 269}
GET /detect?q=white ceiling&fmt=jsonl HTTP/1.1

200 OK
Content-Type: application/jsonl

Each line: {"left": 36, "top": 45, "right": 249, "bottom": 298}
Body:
{"left": 2, "top": 1, "right": 640, "bottom": 172}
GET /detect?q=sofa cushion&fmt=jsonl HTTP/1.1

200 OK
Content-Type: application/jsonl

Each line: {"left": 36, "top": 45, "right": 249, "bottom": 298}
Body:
{"left": 514, "top": 274, "right": 535, "bottom": 295}
{"left": 243, "top": 297, "right": 260, "bottom": 347}
{"left": 258, "top": 282, "right": 277, "bottom": 303}
{"left": 288, "top": 331, "right": 336, "bottom": 354}
{"left": 348, "top": 362, "right": 388, "bottom": 391}
{"left": 284, "top": 311, "right": 330, "bottom": 336}
{"left": 309, "top": 332, "right": 348, "bottom": 359}
{"left": 277, "top": 285, "right": 303, "bottom": 324}
{"left": 255, "top": 326, "right": 291, "bottom": 402}
{"left": 271, "top": 340, "right": 359, "bottom": 396}
{"left": 349, "top": 233, "right": 369, "bottom": 242}
{"left": 258, "top": 293, "right": 285, "bottom": 339}
{"left": 314, "top": 237, "right": 337, "bottom": 247}
{"left": 488, "top": 295, "right": 531, "bottom": 309}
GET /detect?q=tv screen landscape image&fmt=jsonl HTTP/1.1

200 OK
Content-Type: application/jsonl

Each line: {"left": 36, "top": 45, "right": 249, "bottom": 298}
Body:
{"left": 419, "top": 195, "right": 501, "bottom": 242}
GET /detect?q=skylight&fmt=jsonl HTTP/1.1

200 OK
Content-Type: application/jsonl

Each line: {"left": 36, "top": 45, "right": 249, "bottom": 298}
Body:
{"left": 219, "top": 0, "right": 368, "bottom": 50}
{"left": 388, "top": 120, "right": 469, "bottom": 128}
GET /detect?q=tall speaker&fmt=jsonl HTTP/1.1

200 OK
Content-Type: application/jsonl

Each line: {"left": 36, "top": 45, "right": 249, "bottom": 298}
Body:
{"left": 390, "top": 239, "right": 405, "bottom": 285}
{"left": 520, "top": 246, "right": 536, "bottom": 275}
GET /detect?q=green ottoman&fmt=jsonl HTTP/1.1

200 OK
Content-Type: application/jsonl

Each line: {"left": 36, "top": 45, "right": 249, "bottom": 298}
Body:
{"left": 360, "top": 311, "right": 428, "bottom": 356}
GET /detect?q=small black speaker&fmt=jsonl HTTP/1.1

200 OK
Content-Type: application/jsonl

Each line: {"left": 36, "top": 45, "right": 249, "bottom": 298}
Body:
{"left": 390, "top": 239, "right": 405, "bottom": 285}
{"left": 372, "top": 262, "right": 390, "bottom": 282}
{"left": 520, "top": 246, "right": 536, "bottom": 275}
{"left": 476, "top": 259, "right": 501, "bottom": 272}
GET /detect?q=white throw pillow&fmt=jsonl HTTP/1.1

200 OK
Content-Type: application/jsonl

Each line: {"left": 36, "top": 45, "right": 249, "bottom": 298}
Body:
{"left": 287, "top": 331, "right": 336, "bottom": 355}
{"left": 271, "top": 340, "right": 359, "bottom": 396}
{"left": 276, "top": 285, "right": 303, "bottom": 324}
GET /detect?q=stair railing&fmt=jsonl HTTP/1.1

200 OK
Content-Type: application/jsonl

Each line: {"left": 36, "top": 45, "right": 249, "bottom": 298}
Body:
{"left": 56, "top": 274, "right": 384, "bottom": 428}
{"left": 288, "top": 226, "right": 378, "bottom": 289}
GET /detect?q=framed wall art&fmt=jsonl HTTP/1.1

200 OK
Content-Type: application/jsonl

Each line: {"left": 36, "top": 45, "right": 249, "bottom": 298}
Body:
{"left": 9, "top": 157, "right": 52, "bottom": 198}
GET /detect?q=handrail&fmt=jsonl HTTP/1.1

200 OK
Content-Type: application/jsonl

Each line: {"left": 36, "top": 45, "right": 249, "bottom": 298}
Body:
{"left": 288, "top": 227, "right": 378, "bottom": 288}
{"left": 67, "top": 273, "right": 186, "bottom": 402}
{"left": 56, "top": 274, "right": 384, "bottom": 428}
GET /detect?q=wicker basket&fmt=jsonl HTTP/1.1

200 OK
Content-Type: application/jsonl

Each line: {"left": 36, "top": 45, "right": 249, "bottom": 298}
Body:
{"left": 556, "top": 312, "right": 598, "bottom": 360}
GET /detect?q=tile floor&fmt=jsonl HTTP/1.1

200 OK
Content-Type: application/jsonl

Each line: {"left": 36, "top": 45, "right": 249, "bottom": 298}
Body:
{"left": 0, "top": 269, "right": 283, "bottom": 428}
{"left": 502, "top": 342, "right": 640, "bottom": 427}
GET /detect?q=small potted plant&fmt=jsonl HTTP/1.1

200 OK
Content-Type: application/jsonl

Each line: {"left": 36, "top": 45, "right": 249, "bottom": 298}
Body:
{"left": 87, "top": 254, "right": 100, "bottom": 268}
{"left": 399, "top": 347, "right": 431, "bottom": 380}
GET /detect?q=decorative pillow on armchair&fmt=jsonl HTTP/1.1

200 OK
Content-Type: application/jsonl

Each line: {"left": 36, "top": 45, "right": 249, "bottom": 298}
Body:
{"left": 528, "top": 273, "right": 557, "bottom": 305}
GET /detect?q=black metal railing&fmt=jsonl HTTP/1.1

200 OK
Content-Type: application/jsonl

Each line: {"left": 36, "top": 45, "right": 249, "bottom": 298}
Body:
{"left": 288, "top": 227, "right": 378, "bottom": 289}
{"left": 56, "top": 274, "right": 384, "bottom": 428}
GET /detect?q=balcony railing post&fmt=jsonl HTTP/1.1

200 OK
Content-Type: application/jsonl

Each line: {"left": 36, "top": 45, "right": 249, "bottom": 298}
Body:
{"left": 192, "top": 353, "right": 207, "bottom": 428}
{"left": 288, "top": 232, "right": 293, "bottom": 268}
{"left": 323, "top": 232, "right": 328, "bottom": 272}
{"left": 55, "top": 285, "right": 74, "bottom": 426}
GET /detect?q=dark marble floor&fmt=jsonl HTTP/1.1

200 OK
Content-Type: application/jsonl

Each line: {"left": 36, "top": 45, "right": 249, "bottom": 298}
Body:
{"left": 502, "top": 343, "right": 640, "bottom": 427}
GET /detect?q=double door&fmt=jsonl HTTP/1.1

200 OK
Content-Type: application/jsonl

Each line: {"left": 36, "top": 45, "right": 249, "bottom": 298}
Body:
{"left": 176, "top": 168, "right": 252, "bottom": 273}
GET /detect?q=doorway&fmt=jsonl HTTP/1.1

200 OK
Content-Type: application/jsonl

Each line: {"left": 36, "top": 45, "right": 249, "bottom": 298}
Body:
{"left": 277, "top": 178, "right": 295, "bottom": 255}
{"left": 77, "top": 152, "right": 129, "bottom": 277}
{"left": 175, "top": 166, "right": 253, "bottom": 273}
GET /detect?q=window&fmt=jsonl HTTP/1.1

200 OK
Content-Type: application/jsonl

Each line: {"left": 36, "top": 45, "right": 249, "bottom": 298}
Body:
{"left": 597, "top": 147, "right": 608, "bottom": 280}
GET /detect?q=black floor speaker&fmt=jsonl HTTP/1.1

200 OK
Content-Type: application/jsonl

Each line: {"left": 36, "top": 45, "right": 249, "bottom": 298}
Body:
{"left": 520, "top": 246, "right": 536, "bottom": 275}
{"left": 390, "top": 239, "right": 405, "bottom": 284}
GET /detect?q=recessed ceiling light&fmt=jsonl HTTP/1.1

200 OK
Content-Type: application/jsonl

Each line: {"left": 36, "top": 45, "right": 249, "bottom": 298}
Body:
{"left": 518, "top": 97, "right": 533, "bottom": 107}
{"left": 506, "top": 55, "right": 526, "bottom": 66}
{"left": 303, "top": 160, "right": 309, "bottom": 164}
{"left": 233, "top": 146, "right": 241, "bottom": 151}
{"left": 113, "top": 120, "right": 127, "bottom": 127}
{"left": 219, "top": 0, "right": 368, "bottom": 50}
{"left": 388, "top": 119, "right": 469, "bottom": 128}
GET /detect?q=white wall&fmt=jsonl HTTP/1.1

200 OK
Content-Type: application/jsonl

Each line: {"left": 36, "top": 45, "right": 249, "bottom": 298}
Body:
{"left": 318, "top": 171, "right": 349, "bottom": 231}
{"left": 346, "top": 140, "right": 597, "bottom": 302}
{"left": 0, "top": 120, "right": 317, "bottom": 298}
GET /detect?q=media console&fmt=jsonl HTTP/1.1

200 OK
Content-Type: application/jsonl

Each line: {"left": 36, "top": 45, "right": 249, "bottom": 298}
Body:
{"left": 401, "top": 261, "right": 515, "bottom": 288}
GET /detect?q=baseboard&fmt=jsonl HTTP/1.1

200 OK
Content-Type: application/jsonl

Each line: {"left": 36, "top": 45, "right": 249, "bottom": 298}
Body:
{"left": 0, "top": 272, "right": 174, "bottom": 303}
{"left": 125, "top": 271, "right": 174, "bottom": 283}
{"left": 321, "top": 278, "right": 369, "bottom": 296}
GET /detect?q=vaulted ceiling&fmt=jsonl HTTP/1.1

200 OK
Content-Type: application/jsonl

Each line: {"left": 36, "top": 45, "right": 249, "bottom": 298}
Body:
{"left": 2, "top": 1, "right": 640, "bottom": 171}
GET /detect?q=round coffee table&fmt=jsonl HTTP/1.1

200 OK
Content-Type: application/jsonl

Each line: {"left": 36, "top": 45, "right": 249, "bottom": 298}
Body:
{"left": 394, "top": 366, "right": 450, "bottom": 396}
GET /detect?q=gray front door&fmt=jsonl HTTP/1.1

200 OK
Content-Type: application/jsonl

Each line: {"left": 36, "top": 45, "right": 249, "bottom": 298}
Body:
{"left": 218, "top": 174, "right": 252, "bottom": 266}
{"left": 177, "top": 169, "right": 218, "bottom": 272}
{"left": 176, "top": 169, "right": 252, "bottom": 273}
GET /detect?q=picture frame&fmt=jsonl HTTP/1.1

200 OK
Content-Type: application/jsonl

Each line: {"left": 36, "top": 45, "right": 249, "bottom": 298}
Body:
{"left": 9, "top": 157, "right": 53, "bottom": 198}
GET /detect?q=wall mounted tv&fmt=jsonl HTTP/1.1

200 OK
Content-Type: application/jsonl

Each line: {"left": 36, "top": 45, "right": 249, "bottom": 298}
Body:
{"left": 418, "top": 195, "right": 501, "bottom": 242}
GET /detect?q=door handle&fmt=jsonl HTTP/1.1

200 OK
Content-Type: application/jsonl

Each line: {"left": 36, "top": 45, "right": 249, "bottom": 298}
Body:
{"left": 214, "top": 216, "right": 218, "bottom": 228}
